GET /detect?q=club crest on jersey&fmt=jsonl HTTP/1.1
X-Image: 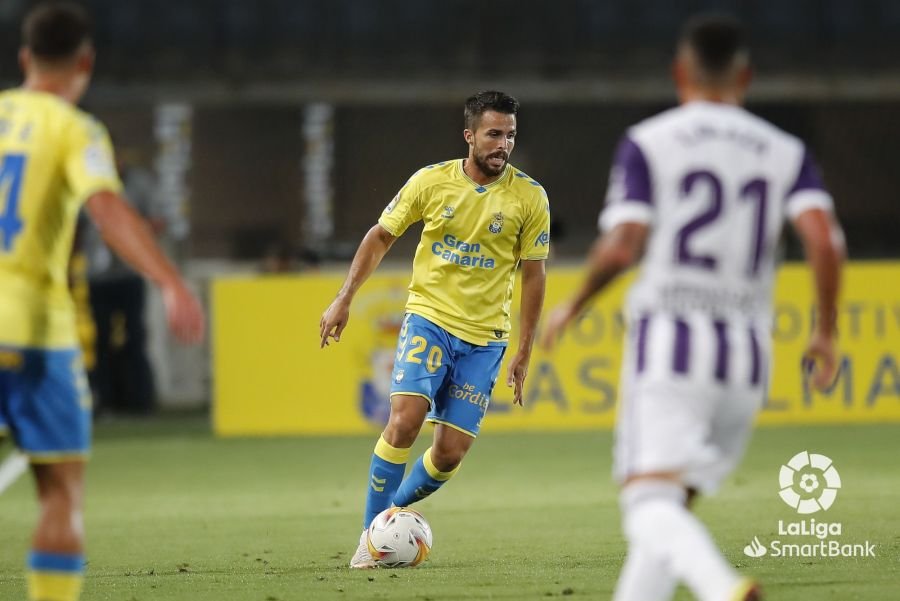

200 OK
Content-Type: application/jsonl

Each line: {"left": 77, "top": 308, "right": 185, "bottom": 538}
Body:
{"left": 441, "top": 206, "right": 455, "bottom": 219}
{"left": 488, "top": 212, "right": 504, "bottom": 234}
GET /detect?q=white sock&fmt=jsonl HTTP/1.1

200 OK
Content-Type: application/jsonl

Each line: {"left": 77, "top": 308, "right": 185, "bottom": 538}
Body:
{"left": 613, "top": 545, "right": 677, "bottom": 601}
{"left": 619, "top": 480, "right": 741, "bottom": 601}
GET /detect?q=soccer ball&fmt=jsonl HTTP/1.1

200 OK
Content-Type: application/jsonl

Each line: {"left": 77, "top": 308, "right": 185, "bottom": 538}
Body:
{"left": 366, "top": 507, "right": 433, "bottom": 568}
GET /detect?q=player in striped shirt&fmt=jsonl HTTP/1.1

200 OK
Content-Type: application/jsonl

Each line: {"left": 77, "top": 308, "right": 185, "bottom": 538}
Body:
{"left": 542, "top": 15, "right": 844, "bottom": 601}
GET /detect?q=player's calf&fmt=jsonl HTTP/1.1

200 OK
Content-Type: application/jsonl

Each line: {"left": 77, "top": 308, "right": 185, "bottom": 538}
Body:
{"left": 617, "top": 478, "right": 749, "bottom": 601}
{"left": 29, "top": 462, "right": 86, "bottom": 601}
{"left": 392, "top": 446, "right": 461, "bottom": 507}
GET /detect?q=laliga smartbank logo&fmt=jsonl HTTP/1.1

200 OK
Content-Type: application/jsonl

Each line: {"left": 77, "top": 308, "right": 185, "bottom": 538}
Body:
{"left": 742, "top": 451, "right": 876, "bottom": 559}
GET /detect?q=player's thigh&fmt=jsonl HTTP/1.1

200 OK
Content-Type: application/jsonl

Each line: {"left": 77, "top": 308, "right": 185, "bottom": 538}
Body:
{"left": 431, "top": 422, "right": 476, "bottom": 468}
{"left": 383, "top": 394, "right": 431, "bottom": 445}
{"left": 32, "top": 460, "right": 85, "bottom": 505}
{"left": 686, "top": 386, "right": 765, "bottom": 490}
{"left": 614, "top": 376, "right": 718, "bottom": 485}
{"left": 616, "top": 375, "right": 763, "bottom": 492}
{"left": 390, "top": 314, "right": 453, "bottom": 409}
{"left": 5, "top": 348, "right": 92, "bottom": 462}
{"left": 428, "top": 342, "right": 506, "bottom": 438}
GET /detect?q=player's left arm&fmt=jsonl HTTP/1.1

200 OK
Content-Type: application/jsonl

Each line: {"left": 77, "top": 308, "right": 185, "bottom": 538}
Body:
{"left": 541, "top": 223, "right": 648, "bottom": 350}
{"left": 507, "top": 189, "right": 552, "bottom": 406}
{"left": 85, "top": 192, "right": 205, "bottom": 344}
{"left": 506, "top": 259, "right": 545, "bottom": 406}
{"left": 66, "top": 115, "right": 204, "bottom": 344}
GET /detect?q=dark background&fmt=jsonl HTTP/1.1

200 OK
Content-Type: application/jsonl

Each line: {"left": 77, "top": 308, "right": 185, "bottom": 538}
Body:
{"left": 1, "top": 0, "right": 898, "bottom": 261}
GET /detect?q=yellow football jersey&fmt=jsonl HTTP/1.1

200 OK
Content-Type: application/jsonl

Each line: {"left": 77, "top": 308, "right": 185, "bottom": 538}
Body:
{"left": 0, "top": 89, "right": 122, "bottom": 348}
{"left": 378, "top": 160, "right": 550, "bottom": 345}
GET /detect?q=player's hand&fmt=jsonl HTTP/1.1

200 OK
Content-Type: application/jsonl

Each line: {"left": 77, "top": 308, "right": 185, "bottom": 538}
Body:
{"left": 506, "top": 351, "right": 530, "bottom": 406}
{"left": 540, "top": 302, "right": 577, "bottom": 351}
{"left": 320, "top": 297, "right": 350, "bottom": 348}
{"left": 161, "top": 280, "right": 205, "bottom": 345}
{"left": 803, "top": 330, "right": 838, "bottom": 392}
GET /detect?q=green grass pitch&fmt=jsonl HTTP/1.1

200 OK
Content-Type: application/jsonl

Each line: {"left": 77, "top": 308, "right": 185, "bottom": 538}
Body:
{"left": 0, "top": 419, "right": 897, "bottom": 600}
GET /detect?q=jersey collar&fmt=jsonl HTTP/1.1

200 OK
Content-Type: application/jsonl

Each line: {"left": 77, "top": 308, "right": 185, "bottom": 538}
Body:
{"left": 457, "top": 159, "right": 509, "bottom": 192}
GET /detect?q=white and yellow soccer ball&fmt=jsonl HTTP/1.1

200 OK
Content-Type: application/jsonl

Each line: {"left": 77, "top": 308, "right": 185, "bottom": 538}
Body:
{"left": 366, "top": 507, "right": 433, "bottom": 568}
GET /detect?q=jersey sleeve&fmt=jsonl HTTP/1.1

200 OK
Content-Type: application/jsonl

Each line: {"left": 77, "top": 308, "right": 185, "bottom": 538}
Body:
{"left": 598, "top": 135, "right": 655, "bottom": 232}
{"left": 784, "top": 146, "right": 834, "bottom": 219}
{"left": 63, "top": 115, "right": 123, "bottom": 204}
{"left": 519, "top": 192, "right": 551, "bottom": 260}
{"left": 378, "top": 171, "right": 423, "bottom": 237}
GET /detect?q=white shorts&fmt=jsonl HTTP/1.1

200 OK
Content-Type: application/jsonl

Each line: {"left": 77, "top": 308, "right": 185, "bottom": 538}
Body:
{"left": 613, "top": 312, "right": 768, "bottom": 493}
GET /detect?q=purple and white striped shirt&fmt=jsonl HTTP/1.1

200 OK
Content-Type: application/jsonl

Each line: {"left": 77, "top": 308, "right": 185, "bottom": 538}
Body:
{"left": 602, "top": 102, "right": 833, "bottom": 385}
{"left": 601, "top": 101, "right": 832, "bottom": 325}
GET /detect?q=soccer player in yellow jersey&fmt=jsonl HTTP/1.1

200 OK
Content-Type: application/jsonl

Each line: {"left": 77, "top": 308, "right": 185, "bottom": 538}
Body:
{"left": 0, "top": 4, "right": 205, "bottom": 601}
{"left": 320, "top": 91, "right": 550, "bottom": 568}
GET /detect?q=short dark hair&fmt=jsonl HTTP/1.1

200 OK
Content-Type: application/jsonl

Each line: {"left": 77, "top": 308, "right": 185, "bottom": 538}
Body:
{"left": 23, "top": 2, "right": 92, "bottom": 61}
{"left": 679, "top": 14, "right": 747, "bottom": 79}
{"left": 464, "top": 91, "right": 519, "bottom": 131}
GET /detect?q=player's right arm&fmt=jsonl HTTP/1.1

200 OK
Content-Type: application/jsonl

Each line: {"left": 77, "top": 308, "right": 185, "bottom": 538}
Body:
{"left": 540, "top": 222, "right": 648, "bottom": 350}
{"left": 541, "top": 135, "right": 652, "bottom": 350}
{"left": 85, "top": 192, "right": 205, "bottom": 344}
{"left": 319, "top": 224, "right": 397, "bottom": 347}
{"left": 320, "top": 176, "right": 421, "bottom": 348}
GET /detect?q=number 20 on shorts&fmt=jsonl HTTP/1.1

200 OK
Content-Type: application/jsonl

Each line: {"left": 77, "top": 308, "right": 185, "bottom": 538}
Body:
{"left": 397, "top": 335, "right": 443, "bottom": 374}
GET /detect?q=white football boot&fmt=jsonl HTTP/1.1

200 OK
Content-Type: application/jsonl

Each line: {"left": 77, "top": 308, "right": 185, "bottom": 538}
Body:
{"left": 349, "top": 530, "right": 377, "bottom": 569}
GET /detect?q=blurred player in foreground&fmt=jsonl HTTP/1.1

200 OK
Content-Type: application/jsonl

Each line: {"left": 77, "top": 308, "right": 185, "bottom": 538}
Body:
{"left": 320, "top": 91, "right": 550, "bottom": 568}
{"left": 542, "top": 15, "right": 844, "bottom": 601}
{"left": 0, "top": 4, "right": 205, "bottom": 600}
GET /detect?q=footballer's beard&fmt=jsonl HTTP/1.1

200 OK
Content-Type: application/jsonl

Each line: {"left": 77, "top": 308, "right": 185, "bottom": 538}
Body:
{"left": 472, "top": 148, "right": 509, "bottom": 177}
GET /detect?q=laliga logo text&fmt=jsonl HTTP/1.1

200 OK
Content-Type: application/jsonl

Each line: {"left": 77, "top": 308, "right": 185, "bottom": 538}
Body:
{"left": 742, "top": 451, "right": 876, "bottom": 559}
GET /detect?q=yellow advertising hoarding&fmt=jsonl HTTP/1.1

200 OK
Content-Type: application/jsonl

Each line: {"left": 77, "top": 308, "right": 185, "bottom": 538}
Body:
{"left": 212, "top": 263, "right": 900, "bottom": 436}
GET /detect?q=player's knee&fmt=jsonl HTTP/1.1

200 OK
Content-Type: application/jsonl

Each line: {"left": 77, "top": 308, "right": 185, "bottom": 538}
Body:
{"left": 429, "top": 445, "right": 464, "bottom": 472}
{"left": 618, "top": 480, "right": 682, "bottom": 543}
{"left": 620, "top": 479, "right": 686, "bottom": 523}
{"left": 383, "top": 416, "right": 420, "bottom": 448}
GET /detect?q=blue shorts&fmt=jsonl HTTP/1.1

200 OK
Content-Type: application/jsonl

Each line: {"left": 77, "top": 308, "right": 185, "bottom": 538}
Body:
{"left": 0, "top": 347, "right": 92, "bottom": 462}
{"left": 390, "top": 314, "right": 506, "bottom": 437}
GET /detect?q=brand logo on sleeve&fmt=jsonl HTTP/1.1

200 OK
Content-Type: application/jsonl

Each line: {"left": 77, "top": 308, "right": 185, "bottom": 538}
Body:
{"left": 84, "top": 144, "right": 116, "bottom": 178}
{"left": 534, "top": 230, "right": 550, "bottom": 247}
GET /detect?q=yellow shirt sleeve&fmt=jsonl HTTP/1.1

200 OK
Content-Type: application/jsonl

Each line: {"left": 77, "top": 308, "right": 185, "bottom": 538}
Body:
{"left": 519, "top": 192, "right": 551, "bottom": 260}
{"left": 378, "top": 171, "right": 422, "bottom": 237}
{"left": 64, "top": 115, "right": 123, "bottom": 204}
